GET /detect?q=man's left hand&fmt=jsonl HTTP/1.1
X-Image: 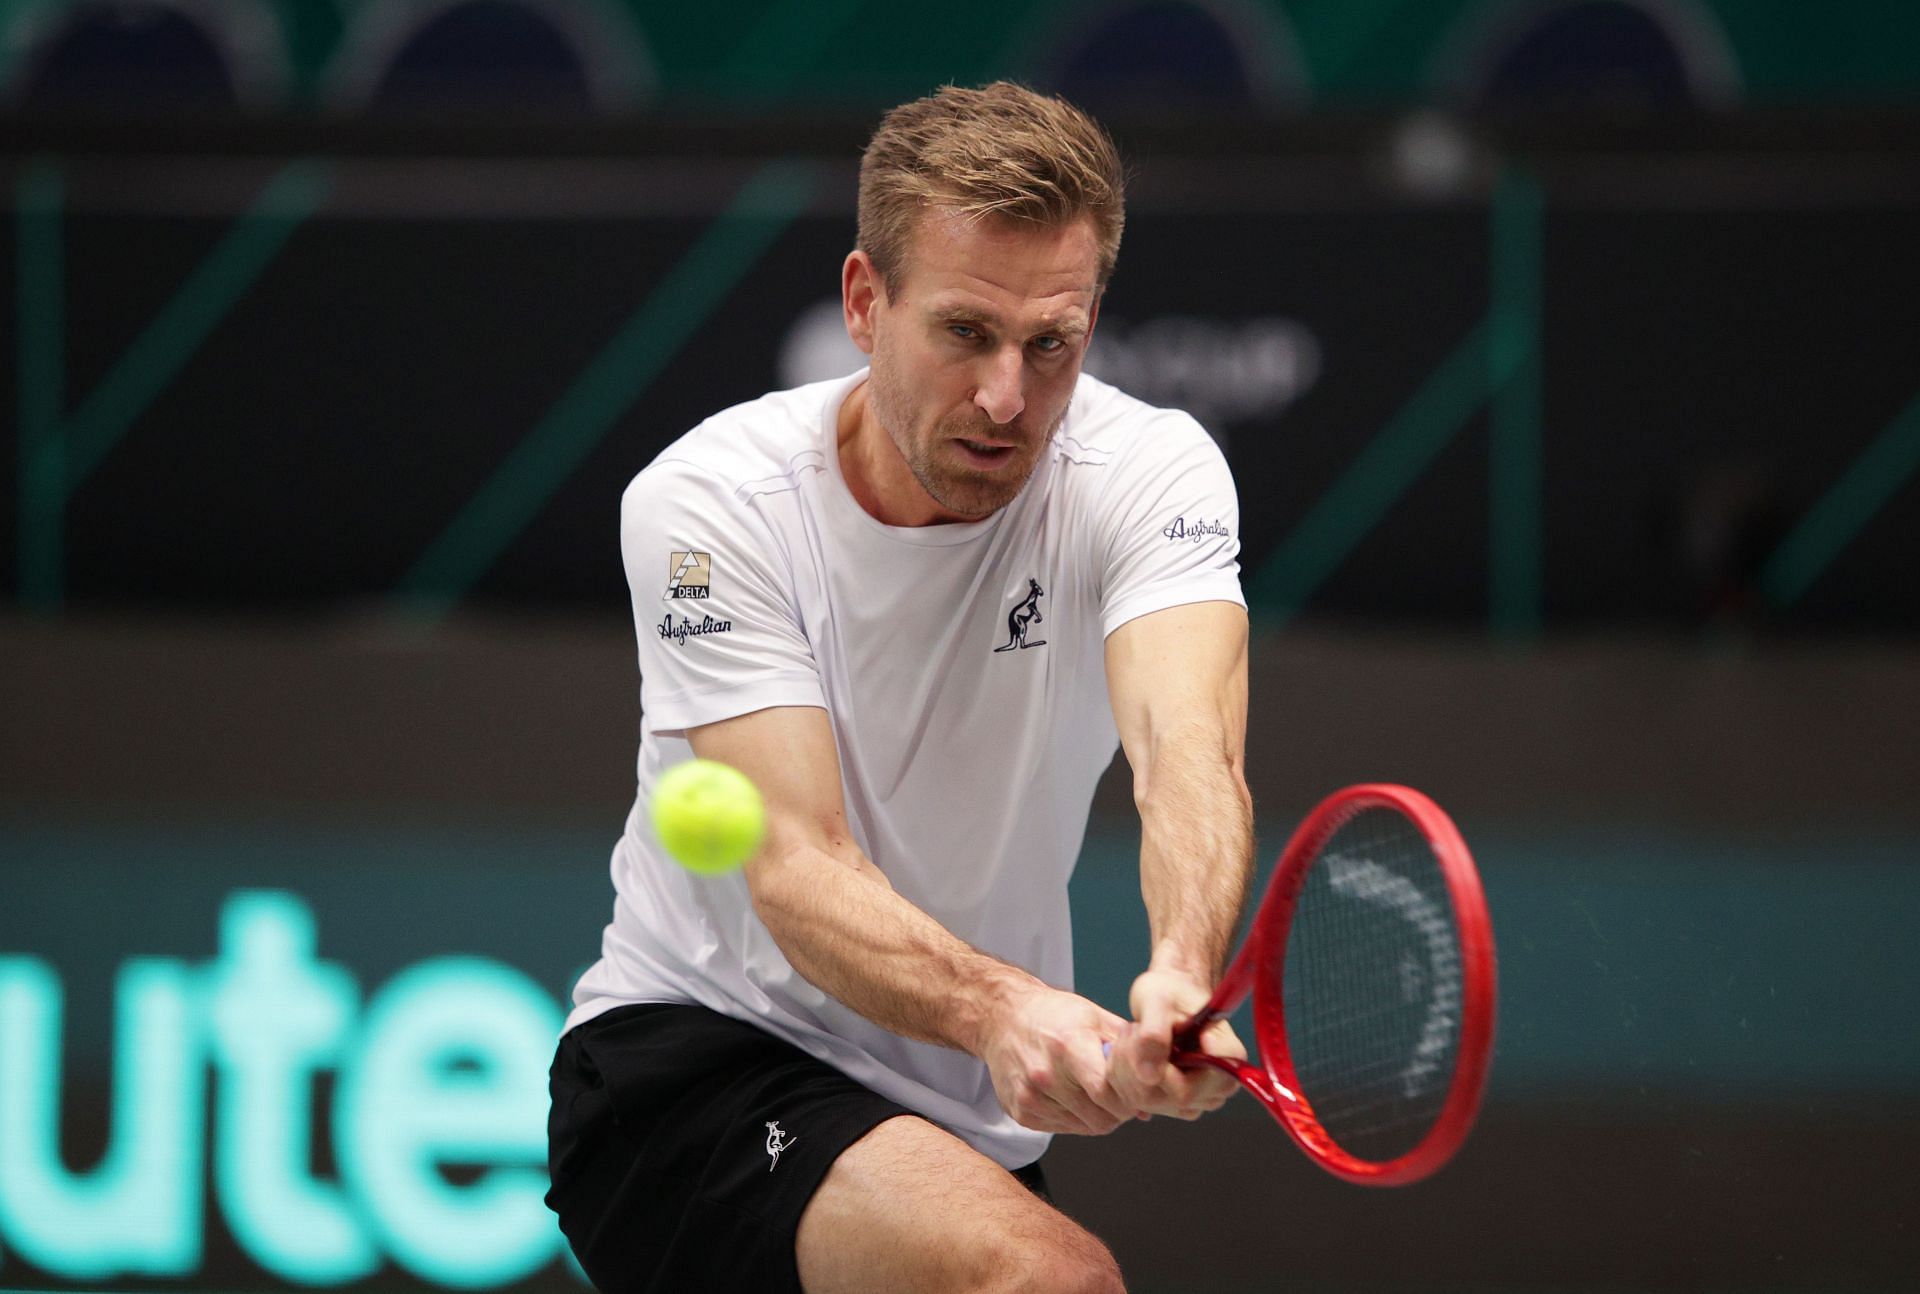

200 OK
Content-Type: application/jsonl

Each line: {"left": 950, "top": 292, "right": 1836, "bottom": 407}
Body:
{"left": 1107, "top": 967, "right": 1245, "bottom": 1120}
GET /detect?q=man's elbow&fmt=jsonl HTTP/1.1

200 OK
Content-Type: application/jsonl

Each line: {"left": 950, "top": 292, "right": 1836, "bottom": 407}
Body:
{"left": 1131, "top": 724, "right": 1250, "bottom": 816}
{"left": 745, "top": 835, "right": 890, "bottom": 929}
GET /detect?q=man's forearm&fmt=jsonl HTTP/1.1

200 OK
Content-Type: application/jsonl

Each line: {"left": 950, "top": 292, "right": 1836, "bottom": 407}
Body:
{"left": 748, "top": 843, "right": 1041, "bottom": 1056}
{"left": 1134, "top": 724, "right": 1255, "bottom": 981}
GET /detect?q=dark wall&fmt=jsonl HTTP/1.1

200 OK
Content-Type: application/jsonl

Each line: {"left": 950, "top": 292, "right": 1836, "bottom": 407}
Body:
{"left": 7, "top": 118, "right": 1920, "bottom": 631}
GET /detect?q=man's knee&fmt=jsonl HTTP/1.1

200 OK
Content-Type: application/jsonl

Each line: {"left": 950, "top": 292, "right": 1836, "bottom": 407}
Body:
{"left": 1028, "top": 1246, "right": 1124, "bottom": 1294}
{"left": 976, "top": 1220, "right": 1124, "bottom": 1294}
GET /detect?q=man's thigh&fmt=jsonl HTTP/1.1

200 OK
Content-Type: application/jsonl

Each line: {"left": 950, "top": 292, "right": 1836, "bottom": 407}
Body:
{"left": 796, "top": 1116, "right": 1123, "bottom": 1294}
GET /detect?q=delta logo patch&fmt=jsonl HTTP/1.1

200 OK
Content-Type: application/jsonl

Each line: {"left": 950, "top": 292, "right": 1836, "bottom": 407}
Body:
{"left": 665, "top": 550, "right": 712, "bottom": 599}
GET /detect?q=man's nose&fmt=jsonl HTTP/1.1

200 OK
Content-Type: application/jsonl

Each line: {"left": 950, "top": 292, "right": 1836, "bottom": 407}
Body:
{"left": 972, "top": 346, "right": 1026, "bottom": 425}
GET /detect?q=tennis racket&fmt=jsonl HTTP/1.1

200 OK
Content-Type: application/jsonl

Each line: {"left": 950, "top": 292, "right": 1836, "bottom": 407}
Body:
{"left": 1172, "top": 784, "right": 1496, "bottom": 1186}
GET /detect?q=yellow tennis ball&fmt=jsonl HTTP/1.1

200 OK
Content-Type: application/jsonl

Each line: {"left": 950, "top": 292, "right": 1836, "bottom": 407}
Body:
{"left": 651, "top": 759, "right": 765, "bottom": 875}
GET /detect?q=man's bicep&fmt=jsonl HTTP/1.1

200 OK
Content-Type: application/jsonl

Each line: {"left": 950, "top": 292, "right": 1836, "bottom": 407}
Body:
{"left": 1104, "top": 601, "right": 1250, "bottom": 777}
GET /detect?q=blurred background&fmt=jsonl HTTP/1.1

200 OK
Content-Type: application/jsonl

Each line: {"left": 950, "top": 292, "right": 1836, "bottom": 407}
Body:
{"left": 3, "top": 1, "right": 1919, "bottom": 1291}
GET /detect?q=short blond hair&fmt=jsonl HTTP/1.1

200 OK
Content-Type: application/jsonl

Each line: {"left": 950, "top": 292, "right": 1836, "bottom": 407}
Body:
{"left": 858, "top": 81, "right": 1126, "bottom": 297}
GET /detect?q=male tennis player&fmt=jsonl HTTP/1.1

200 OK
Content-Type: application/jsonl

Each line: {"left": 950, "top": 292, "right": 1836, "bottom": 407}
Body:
{"left": 547, "top": 82, "right": 1252, "bottom": 1293}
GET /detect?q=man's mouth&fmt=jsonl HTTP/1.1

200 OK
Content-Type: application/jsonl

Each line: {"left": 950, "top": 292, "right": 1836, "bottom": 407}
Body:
{"left": 954, "top": 438, "right": 1018, "bottom": 467}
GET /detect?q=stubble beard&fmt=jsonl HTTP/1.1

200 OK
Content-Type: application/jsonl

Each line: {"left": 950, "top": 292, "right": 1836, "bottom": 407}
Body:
{"left": 867, "top": 359, "right": 1061, "bottom": 519}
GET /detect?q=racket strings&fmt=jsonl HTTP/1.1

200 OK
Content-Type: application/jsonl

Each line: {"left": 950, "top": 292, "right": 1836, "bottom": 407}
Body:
{"left": 1280, "top": 807, "right": 1463, "bottom": 1162}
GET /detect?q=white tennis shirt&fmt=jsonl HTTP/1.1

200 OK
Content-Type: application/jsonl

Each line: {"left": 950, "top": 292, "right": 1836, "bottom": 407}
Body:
{"left": 567, "top": 368, "right": 1243, "bottom": 1168}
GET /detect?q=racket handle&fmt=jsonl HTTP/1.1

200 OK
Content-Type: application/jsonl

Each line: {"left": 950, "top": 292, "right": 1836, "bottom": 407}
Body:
{"left": 1103, "top": 1016, "right": 1212, "bottom": 1063}
{"left": 1169, "top": 1008, "right": 1217, "bottom": 1058}
{"left": 1111, "top": 1021, "right": 1282, "bottom": 1108}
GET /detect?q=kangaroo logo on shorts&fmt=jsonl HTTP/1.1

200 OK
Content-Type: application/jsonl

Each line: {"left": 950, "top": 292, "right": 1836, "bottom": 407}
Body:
{"left": 665, "top": 550, "right": 711, "bottom": 600}
{"left": 764, "top": 1120, "right": 797, "bottom": 1171}
{"left": 993, "top": 577, "right": 1047, "bottom": 652}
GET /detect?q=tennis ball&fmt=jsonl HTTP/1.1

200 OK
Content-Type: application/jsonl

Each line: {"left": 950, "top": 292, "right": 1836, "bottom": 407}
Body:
{"left": 651, "top": 759, "right": 765, "bottom": 875}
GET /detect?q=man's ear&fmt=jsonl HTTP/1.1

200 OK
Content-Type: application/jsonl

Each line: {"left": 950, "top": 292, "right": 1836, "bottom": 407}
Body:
{"left": 843, "top": 250, "right": 881, "bottom": 356}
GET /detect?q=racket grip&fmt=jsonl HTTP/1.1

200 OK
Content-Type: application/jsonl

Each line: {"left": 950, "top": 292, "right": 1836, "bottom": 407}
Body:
{"left": 1168, "top": 1009, "right": 1216, "bottom": 1062}
{"left": 1103, "top": 1009, "right": 1216, "bottom": 1063}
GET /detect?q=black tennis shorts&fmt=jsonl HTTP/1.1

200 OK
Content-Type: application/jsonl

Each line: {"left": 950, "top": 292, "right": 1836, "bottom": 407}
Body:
{"left": 545, "top": 1002, "right": 1050, "bottom": 1293}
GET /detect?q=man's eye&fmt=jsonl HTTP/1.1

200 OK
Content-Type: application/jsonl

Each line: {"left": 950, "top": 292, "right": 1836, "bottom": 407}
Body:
{"left": 1032, "top": 336, "right": 1065, "bottom": 353}
{"left": 949, "top": 324, "right": 979, "bottom": 340}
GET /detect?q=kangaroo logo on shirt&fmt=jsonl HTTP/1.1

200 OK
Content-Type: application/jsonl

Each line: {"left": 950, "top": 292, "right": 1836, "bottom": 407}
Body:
{"left": 764, "top": 1120, "right": 797, "bottom": 1171}
{"left": 993, "top": 577, "right": 1047, "bottom": 652}
{"left": 664, "top": 550, "right": 711, "bottom": 599}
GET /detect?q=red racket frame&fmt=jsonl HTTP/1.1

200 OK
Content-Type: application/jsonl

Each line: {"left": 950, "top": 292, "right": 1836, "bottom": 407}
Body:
{"left": 1170, "top": 784, "right": 1497, "bottom": 1186}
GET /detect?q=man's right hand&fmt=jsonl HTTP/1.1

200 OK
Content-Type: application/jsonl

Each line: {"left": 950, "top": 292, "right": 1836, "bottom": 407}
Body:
{"left": 980, "top": 985, "right": 1139, "bottom": 1135}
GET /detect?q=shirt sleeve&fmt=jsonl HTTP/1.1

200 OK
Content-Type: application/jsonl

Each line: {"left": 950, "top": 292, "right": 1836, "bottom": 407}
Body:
{"left": 622, "top": 458, "right": 826, "bottom": 732}
{"left": 1096, "top": 412, "right": 1246, "bottom": 638}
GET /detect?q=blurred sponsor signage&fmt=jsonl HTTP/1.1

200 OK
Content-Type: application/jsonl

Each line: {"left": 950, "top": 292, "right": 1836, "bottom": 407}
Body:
{"left": 0, "top": 891, "right": 578, "bottom": 1289}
